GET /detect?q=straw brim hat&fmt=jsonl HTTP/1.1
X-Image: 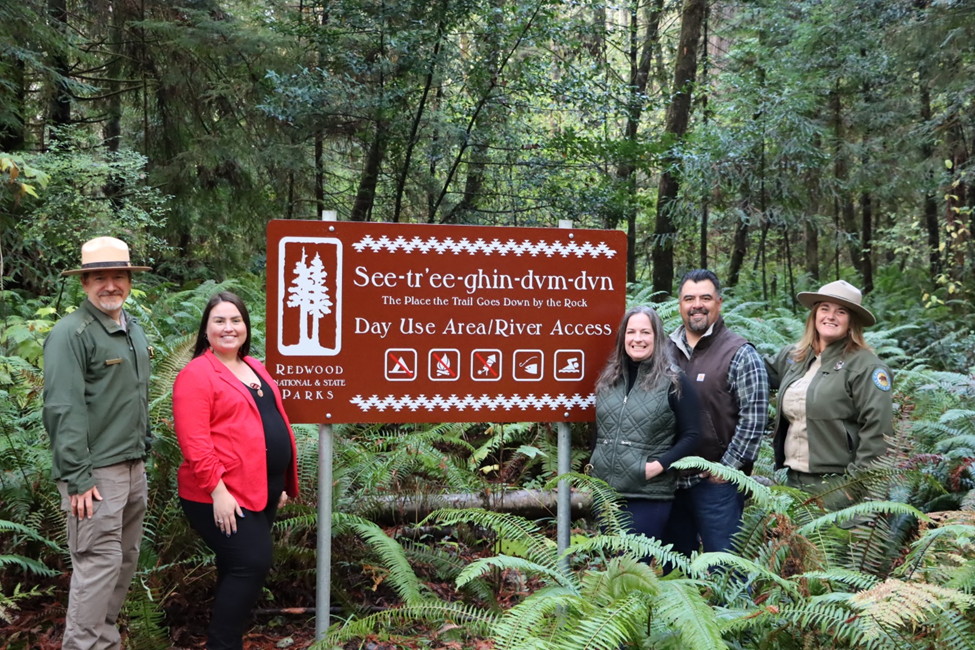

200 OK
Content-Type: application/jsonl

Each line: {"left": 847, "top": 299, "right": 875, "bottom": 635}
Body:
{"left": 62, "top": 236, "right": 152, "bottom": 277}
{"left": 796, "top": 279, "right": 875, "bottom": 326}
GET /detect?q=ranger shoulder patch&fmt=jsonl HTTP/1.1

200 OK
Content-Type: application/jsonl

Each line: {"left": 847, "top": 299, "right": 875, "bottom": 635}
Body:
{"left": 872, "top": 368, "right": 891, "bottom": 392}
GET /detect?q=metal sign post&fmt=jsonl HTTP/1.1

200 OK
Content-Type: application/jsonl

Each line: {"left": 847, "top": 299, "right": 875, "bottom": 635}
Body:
{"left": 556, "top": 220, "right": 574, "bottom": 564}
{"left": 316, "top": 210, "right": 336, "bottom": 641}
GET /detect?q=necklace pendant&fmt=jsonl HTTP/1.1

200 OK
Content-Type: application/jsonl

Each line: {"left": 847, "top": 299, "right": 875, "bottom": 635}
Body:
{"left": 257, "top": 388, "right": 264, "bottom": 397}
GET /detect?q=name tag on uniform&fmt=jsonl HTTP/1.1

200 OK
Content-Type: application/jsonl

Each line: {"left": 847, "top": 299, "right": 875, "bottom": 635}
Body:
{"left": 105, "top": 358, "right": 123, "bottom": 366}
{"left": 696, "top": 373, "right": 706, "bottom": 382}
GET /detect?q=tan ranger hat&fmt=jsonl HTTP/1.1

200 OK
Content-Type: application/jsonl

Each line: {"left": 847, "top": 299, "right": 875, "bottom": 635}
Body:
{"left": 62, "top": 236, "right": 152, "bottom": 277}
{"left": 796, "top": 279, "right": 875, "bottom": 326}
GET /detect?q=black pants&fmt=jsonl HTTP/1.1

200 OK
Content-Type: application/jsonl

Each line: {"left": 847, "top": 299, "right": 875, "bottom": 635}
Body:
{"left": 181, "top": 496, "right": 279, "bottom": 650}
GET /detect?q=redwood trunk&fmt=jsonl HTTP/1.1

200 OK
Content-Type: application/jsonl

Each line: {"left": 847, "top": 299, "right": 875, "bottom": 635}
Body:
{"left": 651, "top": 0, "right": 706, "bottom": 298}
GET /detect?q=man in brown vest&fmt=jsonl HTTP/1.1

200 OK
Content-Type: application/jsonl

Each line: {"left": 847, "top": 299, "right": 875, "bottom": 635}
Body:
{"left": 662, "top": 269, "right": 768, "bottom": 556}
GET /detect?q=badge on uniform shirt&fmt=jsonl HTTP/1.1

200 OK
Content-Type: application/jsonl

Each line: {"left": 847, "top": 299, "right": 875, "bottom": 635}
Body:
{"left": 833, "top": 360, "right": 845, "bottom": 371}
{"left": 872, "top": 368, "right": 891, "bottom": 391}
{"left": 696, "top": 373, "right": 706, "bottom": 382}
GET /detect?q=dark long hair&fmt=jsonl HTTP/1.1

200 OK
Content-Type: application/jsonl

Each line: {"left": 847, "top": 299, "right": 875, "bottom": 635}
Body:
{"left": 192, "top": 291, "right": 252, "bottom": 359}
{"left": 595, "top": 305, "right": 679, "bottom": 394}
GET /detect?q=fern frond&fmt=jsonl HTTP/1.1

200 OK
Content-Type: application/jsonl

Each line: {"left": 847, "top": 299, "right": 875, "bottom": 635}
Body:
{"left": 797, "top": 501, "right": 926, "bottom": 535}
{"left": 490, "top": 586, "right": 578, "bottom": 649}
{"left": 849, "top": 579, "right": 975, "bottom": 645}
{"left": 423, "top": 508, "right": 559, "bottom": 571}
{"left": 331, "top": 513, "right": 426, "bottom": 605}
{"left": 689, "top": 551, "right": 798, "bottom": 594}
{"left": 795, "top": 568, "right": 881, "bottom": 591}
{"left": 318, "top": 600, "right": 496, "bottom": 647}
{"left": 456, "top": 554, "right": 574, "bottom": 591}
{"left": 580, "top": 556, "right": 659, "bottom": 604}
{"left": 0, "top": 553, "right": 57, "bottom": 576}
{"left": 562, "top": 590, "right": 649, "bottom": 650}
{"left": 401, "top": 539, "right": 499, "bottom": 608}
{"left": 541, "top": 471, "right": 627, "bottom": 535}
{"left": 669, "top": 457, "right": 779, "bottom": 510}
{"left": 651, "top": 579, "right": 726, "bottom": 650}
{"left": 567, "top": 533, "right": 690, "bottom": 576}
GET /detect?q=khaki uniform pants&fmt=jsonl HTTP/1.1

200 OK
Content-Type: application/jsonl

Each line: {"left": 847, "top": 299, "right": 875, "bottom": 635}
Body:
{"left": 58, "top": 460, "right": 147, "bottom": 650}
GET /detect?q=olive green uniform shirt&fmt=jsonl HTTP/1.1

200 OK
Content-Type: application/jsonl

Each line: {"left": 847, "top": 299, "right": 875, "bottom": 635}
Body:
{"left": 765, "top": 339, "right": 893, "bottom": 475}
{"left": 43, "top": 299, "right": 151, "bottom": 494}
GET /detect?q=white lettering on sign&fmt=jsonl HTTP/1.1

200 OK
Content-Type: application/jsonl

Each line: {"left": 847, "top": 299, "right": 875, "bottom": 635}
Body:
{"left": 275, "top": 364, "right": 344, "bottom": 375}
{"left": 354, "top": 318, "right": 391, "bottom": 338}
{"left": 352, "top": 265, "right": 615, "bottom": 296}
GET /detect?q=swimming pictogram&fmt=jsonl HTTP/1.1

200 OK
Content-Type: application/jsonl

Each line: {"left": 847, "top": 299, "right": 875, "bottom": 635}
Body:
{"left": 554, "top": 350, "right": 584, "bottom": 381}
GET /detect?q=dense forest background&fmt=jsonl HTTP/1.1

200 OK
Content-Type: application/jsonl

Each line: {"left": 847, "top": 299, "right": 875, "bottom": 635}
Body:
{"left": 3, "top": 0, "right": 975, "bottom": 648}
{"left": 2, "top": 0, "right": 974, "bottom": 318}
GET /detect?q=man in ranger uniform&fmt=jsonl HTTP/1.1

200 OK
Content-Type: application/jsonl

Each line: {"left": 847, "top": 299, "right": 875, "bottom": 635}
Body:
{"left": 43, "top": 237, "right": 152, "bottom": 650}
{"left": 664, "top": 269, "right": 769, "bottom": 556}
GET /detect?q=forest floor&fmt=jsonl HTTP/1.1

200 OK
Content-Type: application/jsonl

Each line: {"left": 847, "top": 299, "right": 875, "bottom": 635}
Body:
{"left": 1, "top": 522, "right": 509, "bottom": 649}
{"left": 1, "top": 589, "right": 497, "bottom": 649}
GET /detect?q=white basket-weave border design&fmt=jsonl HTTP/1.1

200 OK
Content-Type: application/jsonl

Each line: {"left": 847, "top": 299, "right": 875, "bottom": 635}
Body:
{"left": 349, "top": 393, "right": 596, "bottom": 412}
{"left": 351, "top": 235, "right": 617, "bottom": 258}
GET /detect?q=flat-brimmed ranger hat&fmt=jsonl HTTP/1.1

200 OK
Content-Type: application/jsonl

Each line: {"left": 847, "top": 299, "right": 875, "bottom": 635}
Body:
{"left": 797, "top": 279, "right": 875, "bottom": 327}
{"left": 62, "top": 237, "right": 152, "bottom": 277}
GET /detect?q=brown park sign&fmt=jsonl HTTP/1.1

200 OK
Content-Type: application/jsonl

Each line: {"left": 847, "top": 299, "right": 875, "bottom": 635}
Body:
{"left": 266, "top": 221, "right": 627, "bottom": 424}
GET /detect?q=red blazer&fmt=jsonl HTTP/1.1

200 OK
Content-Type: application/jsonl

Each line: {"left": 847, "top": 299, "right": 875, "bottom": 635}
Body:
{"left": 174, "top": 350, "right": 299, "bottom": 511}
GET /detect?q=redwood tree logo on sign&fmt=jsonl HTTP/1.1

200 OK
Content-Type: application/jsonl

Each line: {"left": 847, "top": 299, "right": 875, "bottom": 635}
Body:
{"left": 266, "top": 221, "right": 626, "bottom": 424}
{"left": 277, "top": 237, "right": 342, "bottom": 355}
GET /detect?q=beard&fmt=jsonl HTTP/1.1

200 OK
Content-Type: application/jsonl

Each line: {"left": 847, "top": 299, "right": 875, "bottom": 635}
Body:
{"left": 93, "top": 293, "right": 125, "bottom": 313}
{"left": 686, "top": 310, "right": 710, "bottom": 332}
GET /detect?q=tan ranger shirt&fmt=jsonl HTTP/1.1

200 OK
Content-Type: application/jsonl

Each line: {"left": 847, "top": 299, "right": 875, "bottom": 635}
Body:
{"left": 781, "top": 356, "right": 821, "bottom": 472}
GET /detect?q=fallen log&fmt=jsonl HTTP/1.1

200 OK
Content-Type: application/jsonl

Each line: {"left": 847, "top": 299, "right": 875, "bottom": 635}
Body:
{"left": 363, "top": 488, "right": 592, "bottom": 524}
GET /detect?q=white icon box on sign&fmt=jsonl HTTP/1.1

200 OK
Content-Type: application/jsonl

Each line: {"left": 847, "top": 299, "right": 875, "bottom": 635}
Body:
{"left": 471, "top": 349, "right": 502, "bottom": 381}
{"left": 512, "top": 350, "right": 544, "bottom": 382}
{"left": 385, "top": 349, "right": 417, "bottom": 381}
{"left": 554, "top": 350, "right": 584, "bottom": 381}
{"left": 429, "top": 349, "right": 460, "bottom": 381}
{"left": 277, "top": 236, "right": 343, "bottom": 357}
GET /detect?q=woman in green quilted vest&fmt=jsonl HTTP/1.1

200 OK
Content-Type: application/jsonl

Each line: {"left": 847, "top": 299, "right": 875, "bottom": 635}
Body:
{"left": 590, "top": 305, "right": 701, "bottom": 542}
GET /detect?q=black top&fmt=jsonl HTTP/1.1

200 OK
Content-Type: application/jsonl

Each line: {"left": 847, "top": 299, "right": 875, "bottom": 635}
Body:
{"left": 245, "top": 376, "right": 292, "bottom": 501}
{"left": 624, "top": 358, "right": 701, "bottom": 470}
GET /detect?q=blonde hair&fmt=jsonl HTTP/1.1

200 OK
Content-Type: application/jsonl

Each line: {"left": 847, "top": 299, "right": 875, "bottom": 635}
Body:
{"left": 791, "top": 303, "right": 872, "bottom": 363}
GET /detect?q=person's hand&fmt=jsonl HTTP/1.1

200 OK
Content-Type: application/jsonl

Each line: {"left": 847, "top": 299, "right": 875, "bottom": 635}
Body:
{"left": 211, "top": 482, "right": 243, "bottom": 535}
{"left": 277, "top": 491, "right": 288, "bottom": 509}
{"left": 645, "top": 460, "right": 664, "bottom": 480}
{"left": 704, "top": 471, "right": 729, "bottom": 484}
{"left": 70, "top": 485, "right": 103, "bottom": 519}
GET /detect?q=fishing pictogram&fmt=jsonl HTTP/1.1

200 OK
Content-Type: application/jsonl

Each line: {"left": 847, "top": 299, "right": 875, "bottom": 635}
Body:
{"left": 513, "top": 350, "right": 544, "bottom": 382}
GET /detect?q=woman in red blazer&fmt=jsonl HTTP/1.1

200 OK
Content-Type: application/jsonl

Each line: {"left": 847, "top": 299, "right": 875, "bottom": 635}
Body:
{"left": 173, "top": 291, "right": 298, "bottom": 650}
